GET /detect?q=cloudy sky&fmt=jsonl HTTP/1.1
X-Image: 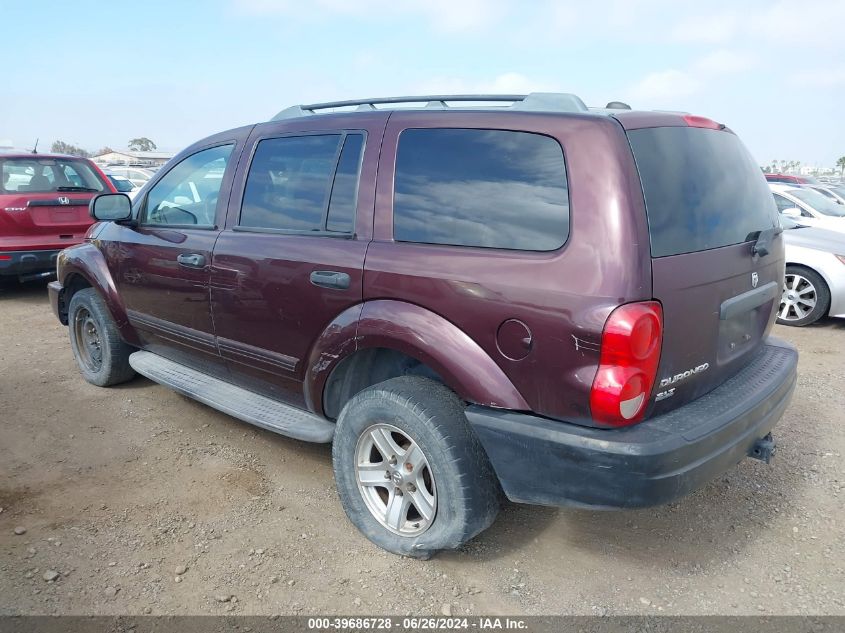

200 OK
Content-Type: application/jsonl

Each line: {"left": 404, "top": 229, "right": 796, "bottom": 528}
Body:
{"left": 3, "top": 0, "right": 843, "bottom": 166}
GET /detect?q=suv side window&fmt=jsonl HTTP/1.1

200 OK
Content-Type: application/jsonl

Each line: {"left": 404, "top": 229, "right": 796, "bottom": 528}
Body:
{"left": 143, "top": 144, "right": 233, "bottom": 227}
{"left": 393, "top": 128, "right": 569, "bottom": 251}
{"left": 239, "top": 133, "right": 365, "bottom": 233}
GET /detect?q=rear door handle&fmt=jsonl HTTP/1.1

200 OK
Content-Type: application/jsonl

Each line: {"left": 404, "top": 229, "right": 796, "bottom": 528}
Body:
{"left": 310, "top": 270, "right": 351, "bottom": 290}
{"left": 177, "top": 253, "right": 206, "bottom": 268}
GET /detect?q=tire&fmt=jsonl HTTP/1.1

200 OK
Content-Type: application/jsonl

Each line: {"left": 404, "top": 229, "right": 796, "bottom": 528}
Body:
{"left": 778, "top": 265, "right": 830, "bottom": 327}
{"left": 68, "top": 288, "right": 136, "bottom": 386}
{"left": 332, "top": 376, "right": 501, "bottom": 559}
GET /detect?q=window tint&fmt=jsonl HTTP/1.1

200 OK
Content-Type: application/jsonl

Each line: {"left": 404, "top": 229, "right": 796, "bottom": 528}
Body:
{"left": 0, "top": 158, "right": 107, "bottom": 193}
{"left": 393, "top": 129, "right": 569, "bottom": 251}
{"left": 773, "top": 193, "right": 798, "bottom": 214}
{"left": 628, "top": 127, "right": 779, "bottom": 257}
{"left": 788, "top": 187, "right": 845, "bottom": 217}
{"left": 240, "top": 133, "right": 364, "bottom": 233}
{"left": 327, "top": 134, "right": 364, "bottom": 233}
{"left": 144, "top": 144, "right": 233, "bottom": 227}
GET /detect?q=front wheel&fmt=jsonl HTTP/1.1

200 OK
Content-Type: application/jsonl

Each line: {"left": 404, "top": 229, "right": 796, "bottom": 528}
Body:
{"left": 777, "top": 266, "right": 830, "bottom": 327}
{"left": 68, "top": 288, "right": 136, "bottom": 386}
{"left": 332, "top": 376, "right": 501, "bottom": 558}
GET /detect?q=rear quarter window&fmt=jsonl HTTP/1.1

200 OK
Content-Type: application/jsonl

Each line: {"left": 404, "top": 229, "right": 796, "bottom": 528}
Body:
{"left": 393, "top": 128, "right": 569, "bottom": 251}
{"left": 628, "top": 127, "right": 778, "bottom": 257}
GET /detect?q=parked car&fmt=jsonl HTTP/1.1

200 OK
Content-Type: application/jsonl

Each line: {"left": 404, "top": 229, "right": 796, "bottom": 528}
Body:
{"left": 803, "top": 184, "right": 845, "bottom": 206}
{"left": 0, "top": 153, "right": 115, "bottom": 282}
{"left": 48, "top": 93, "right": 797, "bottom": 557}
{"left": 104, "top": 173, "right": 139, "bottom": 200}
{"left": 779, "top": 216, "right": 845, "bottom": 326}
{"left": 765, "top": 173, "right": 820, "bottom": 185}
{"left": 102, "top": 166, "right": 156, "bottom": 188}
{"left": 770, "top": 183, "right": 845, "bottom": 232}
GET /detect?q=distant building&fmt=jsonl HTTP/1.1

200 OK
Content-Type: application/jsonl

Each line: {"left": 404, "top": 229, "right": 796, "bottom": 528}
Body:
{"left": 93, "top": 150, "right": 173, "bottom": 167}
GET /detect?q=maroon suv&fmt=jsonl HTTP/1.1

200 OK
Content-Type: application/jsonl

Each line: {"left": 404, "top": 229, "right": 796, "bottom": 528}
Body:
{"left": 48, "top": 94, "right": 798, "bottom": 558}
{"left": 1, "top": 152, "right": 114, "bottom": 282}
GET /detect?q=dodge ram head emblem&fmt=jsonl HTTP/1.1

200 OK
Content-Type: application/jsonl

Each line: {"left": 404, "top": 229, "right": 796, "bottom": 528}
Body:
{"left": 751, "top": 272, "right": 759, "bottom": 288}
{"left": 58, "top": 196, "right": 70, "bottom": 205}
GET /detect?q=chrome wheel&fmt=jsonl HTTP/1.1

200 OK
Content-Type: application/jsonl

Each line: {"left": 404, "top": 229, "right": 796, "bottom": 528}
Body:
{"left": 780, "top": 273, "right": 817, "bottom": 322}
{"left": 73, "top": 307, "right": 103, "bottom": 372}
{"left": 354, "top": 423, "right": 437, "bottom": 536}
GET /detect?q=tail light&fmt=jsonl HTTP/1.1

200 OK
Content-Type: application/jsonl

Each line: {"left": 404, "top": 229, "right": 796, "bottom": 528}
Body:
{"left": 590, "top": 301, "right": 663, "bottom": 427}
{"left": 683, "top": 114, "right": 722, "bottom": 130}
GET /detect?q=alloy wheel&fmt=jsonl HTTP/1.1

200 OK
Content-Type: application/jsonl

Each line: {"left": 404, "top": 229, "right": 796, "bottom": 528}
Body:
{"left": 354, "top": 423, "right": 437, "bottom": 536}
{"left": 779, "top": 273, "right": 817, "bottom": 322}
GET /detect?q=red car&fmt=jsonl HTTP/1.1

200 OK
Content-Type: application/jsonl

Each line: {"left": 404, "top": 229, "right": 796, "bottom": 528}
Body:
{"left": 0, "top": 152, "right": 115, "bottom": 282}
{"left": 765, "top": 173, "right": 819, "bottom": 185}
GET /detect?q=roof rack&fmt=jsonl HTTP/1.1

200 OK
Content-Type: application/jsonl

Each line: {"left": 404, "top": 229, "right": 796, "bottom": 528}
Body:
{"left": 271, "top": 92, "right": 589, "bottom": 121}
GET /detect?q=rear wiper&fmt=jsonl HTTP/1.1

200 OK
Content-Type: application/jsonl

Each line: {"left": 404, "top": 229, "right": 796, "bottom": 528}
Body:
{"left": 752, "top": 226, "right": 782, "bottom": 257}
{"left": 57, "top": 186, "right": 98, "bottom": 192}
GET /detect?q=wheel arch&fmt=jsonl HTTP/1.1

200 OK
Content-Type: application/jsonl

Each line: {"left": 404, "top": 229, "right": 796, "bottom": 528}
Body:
{"left": 58, "top": 243, "right": 139, "bottom": 345}
{"left": 305, "top": 299, "right": 529, "bottom": 419}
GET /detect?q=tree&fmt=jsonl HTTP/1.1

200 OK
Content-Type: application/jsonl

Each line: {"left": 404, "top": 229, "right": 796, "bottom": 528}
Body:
{"left": 837, "top": 156, "right": 845, "bottom": 175}
{"left": 128, "top": 137, "right": 157, "bottom": 152}
{"left": 50, "top": 140, "right": 90, "bottom": 157}
{"left": 95, "top": 146, "right": 114, "bottom": 156}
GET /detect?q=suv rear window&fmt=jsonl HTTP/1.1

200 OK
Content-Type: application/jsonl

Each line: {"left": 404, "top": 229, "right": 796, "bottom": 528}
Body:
{"left": 393, "top": 128, "right": 569, "bottom": 251}
{"left": 0, "top": 158, "right": 107, "bottom": 194}
{"left": 628, "top": 127, "right": 778, "bottom": 257}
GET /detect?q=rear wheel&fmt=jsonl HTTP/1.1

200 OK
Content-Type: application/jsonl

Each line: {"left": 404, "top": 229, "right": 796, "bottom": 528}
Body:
{"left": 778, "top": 266, "right": 830, "bottom": 327}
{"left": 68, "top": 288, "right": 135, "bottom": 386}
{"left": 332, "top": 376, "right": 501, "bottom": 558}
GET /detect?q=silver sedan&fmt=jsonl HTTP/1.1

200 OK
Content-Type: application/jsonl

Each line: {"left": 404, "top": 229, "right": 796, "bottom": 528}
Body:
{"left": 780, "top": 217, "right": 845, "bottom": 326}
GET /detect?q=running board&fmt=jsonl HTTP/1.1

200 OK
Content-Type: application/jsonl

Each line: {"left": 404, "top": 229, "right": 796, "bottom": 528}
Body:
{"left": 128, "top": 351, "right": 335, "bottom": 443}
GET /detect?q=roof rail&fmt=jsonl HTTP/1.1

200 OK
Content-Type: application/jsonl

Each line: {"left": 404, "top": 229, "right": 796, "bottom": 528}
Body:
{"left": 270, "top": 92, "right": 588, "bottom": 121}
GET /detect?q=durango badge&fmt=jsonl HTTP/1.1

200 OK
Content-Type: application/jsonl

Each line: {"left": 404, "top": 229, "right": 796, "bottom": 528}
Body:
{"left": 659, "top": 363, "right": 710, "bottom": 389}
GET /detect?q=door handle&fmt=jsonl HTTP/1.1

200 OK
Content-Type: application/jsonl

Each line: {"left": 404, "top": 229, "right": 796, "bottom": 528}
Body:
{"left": 177, "top": 253, "right": 206, "bottom": 268}
{"left": 310, "top": 270, "right": 351, "bottom": 290}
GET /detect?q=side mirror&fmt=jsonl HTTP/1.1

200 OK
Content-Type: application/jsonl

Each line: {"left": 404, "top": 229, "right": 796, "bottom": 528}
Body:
{"left": 90, "top": 193, "right": 132, "bottom": 221}
{"left": 780, "top": 207, "right": 801, "bottom": 218}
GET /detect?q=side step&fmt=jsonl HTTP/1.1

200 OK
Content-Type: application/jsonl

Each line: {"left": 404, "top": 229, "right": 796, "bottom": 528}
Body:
{"left": 128, "top": 351, "right": 335, "bottom": 443}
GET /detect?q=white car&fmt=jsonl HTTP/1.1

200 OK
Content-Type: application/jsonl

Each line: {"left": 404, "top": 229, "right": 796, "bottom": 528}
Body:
{"left": 104, "top": 173, "right": 140, "bottom": 200}
{"left": 780, "top": 216, "right": 845, "bottom": 326}
{"left": 804, "top": 184, "right": 845, "bottom": 206}
{"left": 770, "top": 183, "right": 845, "bottom": 233}
{"left": 104, "top": 166, "right": 155, "bottom": 188}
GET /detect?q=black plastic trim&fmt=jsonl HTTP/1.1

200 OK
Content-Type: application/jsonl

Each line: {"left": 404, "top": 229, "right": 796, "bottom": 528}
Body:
{"left": 720, "top": 281, "right": 779, "bottom": 320}
{"left": 466, "top": 337, "right": 798, "bottom": 509}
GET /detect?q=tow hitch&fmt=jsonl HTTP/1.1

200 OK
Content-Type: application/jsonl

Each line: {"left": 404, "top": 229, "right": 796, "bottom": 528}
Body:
{"left": 749, "top": 433, "right": 776, "bottom": 464}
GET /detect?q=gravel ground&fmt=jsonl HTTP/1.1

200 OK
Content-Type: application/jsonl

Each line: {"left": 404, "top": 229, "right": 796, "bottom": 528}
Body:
{"left": 0, "top": 280, "right": 843, "bottom": 616}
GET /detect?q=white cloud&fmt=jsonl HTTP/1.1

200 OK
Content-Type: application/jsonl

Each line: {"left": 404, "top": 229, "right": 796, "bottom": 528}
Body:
{"left": 752, "top": 0, "right": 845, "bottom": 47}
{"left": 233, "top": 0, "right": 507, "bottom": 32}
{"left": 670, "top": 12, "right": 739, "bottom": 43}
{"left": 790, "top": 69, "right": 845, "bottom": 88}
{"left": 693, "top": 50, "right": 758, "bottom": 75}
{"left": 414, "top": 72, "right": 558, "bottom": 96}
{"left": 628, "top": 69, "right": 701, "bottom": 103}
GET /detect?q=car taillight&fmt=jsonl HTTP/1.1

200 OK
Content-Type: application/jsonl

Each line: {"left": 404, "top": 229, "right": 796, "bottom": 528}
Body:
{"left": 683, "top": 114, "right": 722, "bottom": 130}
{"left": 590, "top": 301, "right": 663, "bottom": 427}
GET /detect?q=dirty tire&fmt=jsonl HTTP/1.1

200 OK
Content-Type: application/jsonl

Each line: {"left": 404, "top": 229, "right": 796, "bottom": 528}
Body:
{"left": 778, "top": 265, "right": 830, "bottom": 327}
{"left": 332, "top": 376, "right": 501, "bottom": 559}
{"left": 68, "top": 288, "right": 135, "bottom": 386}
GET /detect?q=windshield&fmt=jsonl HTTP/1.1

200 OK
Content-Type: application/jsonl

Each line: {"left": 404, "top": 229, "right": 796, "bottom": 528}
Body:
{"left": 107, "top": 175, "right": 135, "bottom": 193}
{"left": 789, "top": 187, "right": 845, "bottom": 217}
{"left": 0, "top": 157, "right": 107, "bottom": 193}
{"left": 629, "top": 127, "right": 778, "bottom": 257}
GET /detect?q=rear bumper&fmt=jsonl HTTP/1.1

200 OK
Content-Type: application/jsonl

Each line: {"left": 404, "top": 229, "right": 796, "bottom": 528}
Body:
{"left": 0, "top": 249, "right": 60, "bottom": 279}
{"left": 467, "top": 337, "right": 798, "bottom": 509}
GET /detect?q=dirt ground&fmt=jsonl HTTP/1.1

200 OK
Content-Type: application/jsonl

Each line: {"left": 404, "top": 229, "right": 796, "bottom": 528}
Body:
{"left": 1, "top": 280, "right": 843, "bottom": 616}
